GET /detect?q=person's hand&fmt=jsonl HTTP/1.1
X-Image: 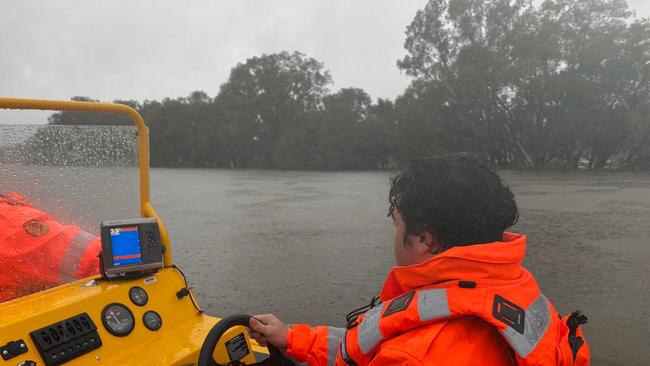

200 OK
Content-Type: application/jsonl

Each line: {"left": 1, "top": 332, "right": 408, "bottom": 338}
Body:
{"left": 248, "top": 314, "right": 289, "bottom": 352}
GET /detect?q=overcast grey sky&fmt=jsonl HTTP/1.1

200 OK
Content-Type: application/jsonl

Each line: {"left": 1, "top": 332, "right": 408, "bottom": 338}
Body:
{"left": 1, "top": 0, "right": 649, "bottom": 124}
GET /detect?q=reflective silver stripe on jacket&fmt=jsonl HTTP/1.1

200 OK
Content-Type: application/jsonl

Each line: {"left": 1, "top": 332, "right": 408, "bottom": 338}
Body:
{"left": 340, "top": 328, "right": 359, "bottom": 366}
{"left": 501, "top": 294, "right": 551, "bottom": 358}
{"left": 353, "top": 288, "right": 551, "bottom": 361}
{"left": 356, "top": 289, "right": 450, "bottom": 355}
{"left": 59, "top": 230, "right": 95, "bottom": 283}
{"left": 327, "top": 327, "right": 345, "bottom": 366}
{"left": 357, "top": 304, "right": 384, "bottom": 354}
{"left": 417, "top": 289, "right": 450, "bottom": 321}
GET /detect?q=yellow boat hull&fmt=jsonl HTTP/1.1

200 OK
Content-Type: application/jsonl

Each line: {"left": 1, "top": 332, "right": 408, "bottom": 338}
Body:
{"left": 0, "top": 267, "right": 268, "bottom": 365}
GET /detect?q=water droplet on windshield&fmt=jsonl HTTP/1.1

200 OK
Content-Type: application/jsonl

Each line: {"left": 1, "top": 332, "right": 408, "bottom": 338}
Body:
{"left": 1, "top": 124, "right": 140, "bottom": 296}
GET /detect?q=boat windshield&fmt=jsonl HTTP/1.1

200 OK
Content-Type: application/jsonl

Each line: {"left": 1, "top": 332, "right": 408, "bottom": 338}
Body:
{"left": 0, "top": 124, "right": 139, "bottom": 302}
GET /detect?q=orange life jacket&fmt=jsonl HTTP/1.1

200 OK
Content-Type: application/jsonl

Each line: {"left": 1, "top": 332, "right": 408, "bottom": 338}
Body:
{"left": 337, "top": 234, "right": 590, "bottom": 366}
{"left": 285, "top": 233, "right": 589, "bottom": 366}
{"left": 0, "top": 192, "right": 100, "bottom": 303}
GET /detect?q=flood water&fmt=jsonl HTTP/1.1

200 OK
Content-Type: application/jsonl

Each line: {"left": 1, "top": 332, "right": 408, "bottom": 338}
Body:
{"left": 150, "top": 169, "right": 649, "bottom": 366}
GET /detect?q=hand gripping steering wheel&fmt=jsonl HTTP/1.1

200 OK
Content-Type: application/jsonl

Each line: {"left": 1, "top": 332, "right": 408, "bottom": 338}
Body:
{"left": 198, "top": 314, "right": 298, "bottom": 366}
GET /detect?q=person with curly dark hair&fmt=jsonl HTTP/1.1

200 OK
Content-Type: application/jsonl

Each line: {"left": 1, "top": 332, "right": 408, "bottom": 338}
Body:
{"left": 387, "top": 154, "right": 519, "bottom": 259}
{"left": 248, "top": 154, "right": 589, "bottom": 366}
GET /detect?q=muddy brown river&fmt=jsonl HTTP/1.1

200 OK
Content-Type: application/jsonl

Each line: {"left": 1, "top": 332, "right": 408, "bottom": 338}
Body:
{"left": 150, "top": 169, "right": 649, "bottom": 366}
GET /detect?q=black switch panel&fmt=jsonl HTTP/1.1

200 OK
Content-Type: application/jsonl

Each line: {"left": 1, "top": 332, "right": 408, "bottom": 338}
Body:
{"left": 1, "top": 339, "right": 28, "bottom": 360}
{"left": 29, "top": 313, "right": 102, "bottom": 366}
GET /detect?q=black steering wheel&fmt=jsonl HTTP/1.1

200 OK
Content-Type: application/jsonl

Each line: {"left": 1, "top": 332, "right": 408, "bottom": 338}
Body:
{"left": 198, "top": 314, "right": 298, "bottom": 366}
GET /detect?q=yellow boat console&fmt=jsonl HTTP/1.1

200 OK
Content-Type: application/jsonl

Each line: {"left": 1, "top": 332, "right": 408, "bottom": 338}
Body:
{"left": 0, "top": 98, "right": 285, "bottom": 366}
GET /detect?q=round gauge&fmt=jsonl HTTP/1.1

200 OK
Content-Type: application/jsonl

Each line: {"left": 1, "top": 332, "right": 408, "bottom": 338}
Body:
{"left": 101, "top": 303, "right": 135, "bottom": 337}
{"left": 143, "top": 311, "right": 162, "bottom": 331}
{"left": 129, "top": 286, "right": 148, "bottom": 306}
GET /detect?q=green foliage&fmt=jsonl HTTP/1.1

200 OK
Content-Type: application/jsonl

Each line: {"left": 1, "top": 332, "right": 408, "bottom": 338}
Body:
{"left": 46, "top": 1, "right": 650, "bottom": 170}
{"left": 397, "top": 0, "right": 650, "bottom": 170}
{"left": 214, "top": 51, "right": 331, "bottom": 168}
{"left": 47, "top": 52, "right": 396, "bottom": 169}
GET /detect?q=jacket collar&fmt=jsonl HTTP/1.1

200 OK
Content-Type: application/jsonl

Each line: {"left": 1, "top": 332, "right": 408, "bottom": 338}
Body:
{"left": 380, "top": 232, "right": 527, "bottom": 301}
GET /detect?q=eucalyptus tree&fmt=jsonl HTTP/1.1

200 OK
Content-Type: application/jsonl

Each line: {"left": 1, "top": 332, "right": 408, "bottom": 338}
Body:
{"left": 397, "top": 0, "right": 649, "bottom": 169}
{"left": 215, "top": 51, "right": 332, "bottom": 168}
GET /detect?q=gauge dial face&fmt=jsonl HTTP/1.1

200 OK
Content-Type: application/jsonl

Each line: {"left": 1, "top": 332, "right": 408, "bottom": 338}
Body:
{"left": 143, "top": 311, "right": 162, "bottom": 331}
{"left": 129, "top": 286, "right": 149, "bottom": 306}
{"left": 101, "top": 303, "right": 135, "bottom": 337}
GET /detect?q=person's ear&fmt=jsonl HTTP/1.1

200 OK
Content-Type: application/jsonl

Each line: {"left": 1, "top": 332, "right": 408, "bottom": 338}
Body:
{"left": 416, "top": 230, "right": 438, "bottom": 255}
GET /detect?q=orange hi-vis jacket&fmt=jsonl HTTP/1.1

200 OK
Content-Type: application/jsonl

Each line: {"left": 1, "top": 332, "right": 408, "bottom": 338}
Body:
{"left": 286, "top": 233, "right": 589, "bottom": 366}
{"left": 0, "top": 192, "right": 100, "bottom": 303}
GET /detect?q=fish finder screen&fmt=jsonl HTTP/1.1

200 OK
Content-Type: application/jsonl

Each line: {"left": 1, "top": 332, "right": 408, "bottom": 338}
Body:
{"left": 110, "top": 226, "right": 143, "bottom": 266}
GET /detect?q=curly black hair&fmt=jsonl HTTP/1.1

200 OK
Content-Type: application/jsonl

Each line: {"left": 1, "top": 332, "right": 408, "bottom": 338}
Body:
{"left": 388, "top": 154, "right": 519, "bottom": 250}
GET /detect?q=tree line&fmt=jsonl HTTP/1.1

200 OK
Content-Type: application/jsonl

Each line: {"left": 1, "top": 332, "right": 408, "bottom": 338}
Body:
{"left": 49, "top": 0, "right": 650, "bottom": 171}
